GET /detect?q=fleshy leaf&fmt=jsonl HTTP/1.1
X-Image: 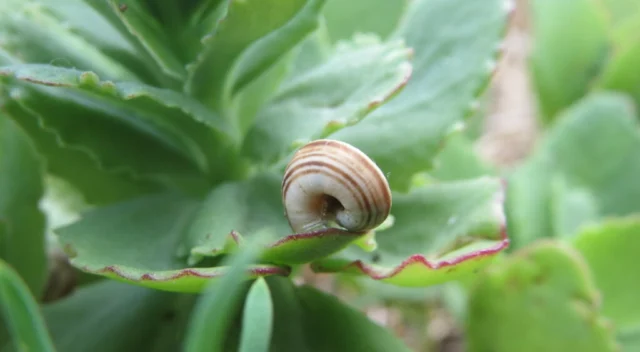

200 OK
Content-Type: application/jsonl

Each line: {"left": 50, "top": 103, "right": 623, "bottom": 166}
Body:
{"left": 0, "top": 64, "right": 238, "bottom": 180}
{"left": 261, "top": 229, "right": 365, "bottom": 265}
{"left": 596, "top": 9, "right": 640, "bottom": 111}
{"left": 228, "top": 0, "right": 328, "bottom": 95}
{"left": 573, "top": 217, "right": 640, "bottom": 330}
{"left": 0, "top": 259, "right": 55, "bottom": 352}
{"left": 2, "top": 99, "right": 161, "bottom": 205}
{"left": 184, "top": 172, "right": 290, "bottom": 263}
{"left": 103, "top": 0, "right": 187, "bottom": 81}
{"left": 41, "top": 0, "right": 164, "bottom": 86}
{"left": 322, "top": 0, "right": 408, "bottom": 42}
{"left": 0, "top": 0, "right": 137, "bottom": 81}
{"left": 229, "top": 20, "right": 332, "bottom": 136}
{"left": 429, "top": 129, "right": 496, "bottom": 182}
{"left": 287, "top": 19, "right": 332, "bottom": 79}
{"left": 327, "top": 0, "right": 510, "bottom": 191}
{"left": 466, "top": 242, "right": 618, "bottom": 352}
{"left": 601, "top": 0, "right": 640, "bottom": 27}
{"left": 55, "top": 193, "right": 289, "bottom": 293}
{"left": 185, "top": 241, "right": 265, "bottom": 352}
{"left": 0, "top": 114, "right": 47, "bottom": 297}
{"left": 186, "top": 0, "right": 323, "bottom": 111}
{"left": 185, "top": 172, "right": 368, "bottom": 265}
{"left": 43, "top": 280, "right": 177, "bottom": 352}
{"left": 529, "top": 0, "right": 610, "bottom": 122}
{"left": 239, "top": 278, "right": 273, "bottom": 352}
{"left": 312, "top": 177, "right": 508, "bottom": 287}
{"left": 5, "top": 83, "right": 202, "bottom": 185}
{"left": 231, "top": 51, "right": 294, "bottom": 137}
{"left": 267, "top": 276, "right": 411, "bottom": 351}
{"left": 619, "top": 327, "right": 640, "bottom": 352}
{"left": 243, "top": 34, "right": 413, "bottom": 164}
{"left": 506, "top": 93, "right": 640, "bottom": 249}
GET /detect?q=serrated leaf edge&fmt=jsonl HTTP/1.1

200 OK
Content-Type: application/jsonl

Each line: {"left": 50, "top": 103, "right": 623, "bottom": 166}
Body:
{"left": 310, "top": 179, "right": 510, "bottom": 281}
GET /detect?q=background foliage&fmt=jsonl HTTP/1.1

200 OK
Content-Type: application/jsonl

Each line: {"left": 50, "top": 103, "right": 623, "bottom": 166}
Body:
{"left": 0, "top": 0, "right": 639, "bottom": 351}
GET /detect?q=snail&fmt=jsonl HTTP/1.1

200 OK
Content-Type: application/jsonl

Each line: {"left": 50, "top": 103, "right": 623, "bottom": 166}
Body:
{"left": 282, "top": 139, "right": 392, "bottom": 233}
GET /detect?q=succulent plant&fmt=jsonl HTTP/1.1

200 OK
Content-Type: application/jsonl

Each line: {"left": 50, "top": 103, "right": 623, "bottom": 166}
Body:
{"left": 3, "top": 0, "right": 639, "bottom": 351}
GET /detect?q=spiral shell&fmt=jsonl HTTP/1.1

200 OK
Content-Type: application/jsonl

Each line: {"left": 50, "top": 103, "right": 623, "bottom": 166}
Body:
{"left": 282, "top": 139, "right": 392, "bottom": 233}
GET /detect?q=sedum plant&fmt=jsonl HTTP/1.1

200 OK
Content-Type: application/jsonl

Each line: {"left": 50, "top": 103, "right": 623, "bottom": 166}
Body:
{"left": 0, "top": 0, "right": 511, "bottom": 350}
{"left": 3, "top": 0, "right": 639, "bottom": 351}
{"left": 465, "top": 0, "right": 640, "bottom": 351}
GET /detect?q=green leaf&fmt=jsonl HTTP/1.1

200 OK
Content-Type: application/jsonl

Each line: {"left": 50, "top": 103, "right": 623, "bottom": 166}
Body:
{"left": 229, "top": 0, "right": 328, "bottom": 95}
{"left": 261, "top": 228, "right": 366, "bottom": 265}
{"left": 601, "top": 0, "right": 640, "bottom": 27}
{"left": 265, "top": 277, "right": 308, "bottom": 351}
{"left": 238, "top": 278, "right": 273, "bottom": 352}
{"left": 55, "top": 193, "right": 289, "bottom": 293}
{"left": 429, "top": 129, "right": 495, "bottom": 181}
{"left": 466, "top": 241, "right": 618, "bottom": 352}
{"left": 43, "top": 0, "right": 163, "bottom": 86}
{"left": 0, "top": 0, "right": 138, "bottom": 81}
{"left": 529, "top": 0, "right": 610, "bottom": 122}
{"left": 1, "top": 64, "right": 244, "bottom": 186}
{"left": 506, "top": 93, "right": 640, "bottom": 248}
{"left": 146, "top": 294, "right": 200, "bottom": 352}
{"left": 322, "top": 0, "right": 408, "bottom": 42}
{"left": 8, "top": 84, "right": 202, "bottom": 183}
{"left": 287, "top": 18, "right": 332, "bottom": 78}
{"left": 230, "top": 51, "right": 294, "bottom": 137}
{"left": 43, "top": 280, "right": 176, "bottom": 352}
{"left": 619, "top": 327, "right": 640, "bottom": 352}
{"left": 267, "top": 276, "right": 411, "bottom": 352}
{"left": 243, "top": 34, "right": 413, "bottom": 164}
{"left": 103, "top": 0, "right": 187, "bottom": 81}
{"left": 505, "top": 153, "right": 555, "bottom": 249}
{"left": 312, "top": 177, "right": 508, "bottom": 287}
{"left": 184, "top": 172, "right": 291, "bottom": 263}
{"left": 549, "top": 175, "right": 600, "bottom": 240}
{"left": 186, "top": 0, "right": 324, "bottom": 112}
{"left": 0, "top": 114, "right": 47, "bottom": 297}
{"left": 573, "top": 217, "right": 640, "bottom": 330}
{"left": 328, "top": 0, "right": 510, "bottom": 191}
{"left": 185, "top": 172, "right": 368, "bottom": 265}
{"left": 596, "top": 9, "right": 640, "bottom": 111}
{"left": 0, "top": 259, "right": 55, "bottom": 352}
{"left": 3, "top": 98, "right": 161, "bottom": 205}
{"left": 71, "top": 0, "right": 178, "bottom": 86}
{"left": 294, "top": 285, "right": 411, "bottom": 351}
{"left": 184, "top": 239, "right": 266, "bottom": 352}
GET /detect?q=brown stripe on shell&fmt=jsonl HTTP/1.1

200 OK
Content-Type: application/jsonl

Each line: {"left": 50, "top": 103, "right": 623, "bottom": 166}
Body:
{"left": 282, "top": 139, "right": 391, "bottom": 232}
{"left": 290, "top": 140, "right": 391, "bottom": 218}
{"left": 283, "top": 150, "right": 379, "bottom": 228}
{"left": 297, "top": 140, "right": 391, "bottom": 210}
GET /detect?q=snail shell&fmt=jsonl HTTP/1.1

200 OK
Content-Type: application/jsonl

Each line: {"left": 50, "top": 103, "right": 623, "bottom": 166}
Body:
{"left": 282, "top": 139, "right": 392, "bottom": 233}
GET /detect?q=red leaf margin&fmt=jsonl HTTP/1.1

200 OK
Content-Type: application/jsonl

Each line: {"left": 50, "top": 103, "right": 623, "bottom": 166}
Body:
{"left": 308, "top": 179, "right": 510, "bottom": 286}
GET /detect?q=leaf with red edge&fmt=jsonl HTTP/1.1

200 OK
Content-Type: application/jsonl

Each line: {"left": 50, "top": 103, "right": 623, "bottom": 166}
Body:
{"left": 0, "top": 64, "right": 238, "bottom": 181}
{"left": 184, "top": 172, "right": 291, "bottom": 264}
{"left": 242, "top": 34, "right": 413, "bottom": 165}
{"left": 327, "top": 0, "right": 511, "bottom": 191}
{"left": 184, "top": 172, "right": 373, "bottom": 266}
{"left": 55, "top": 192, "right": 290, "bottom": 293}
{"left": 311, "top": 177, "right": 508, "bottom": 287}
{"left": 261, "top": 229, "right": 365, "bottom": 265}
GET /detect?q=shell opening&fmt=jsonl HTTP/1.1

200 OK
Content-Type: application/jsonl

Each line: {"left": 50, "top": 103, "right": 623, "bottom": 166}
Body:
{"left": 321, "top": 195, "right": 344, "bottom": 222}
